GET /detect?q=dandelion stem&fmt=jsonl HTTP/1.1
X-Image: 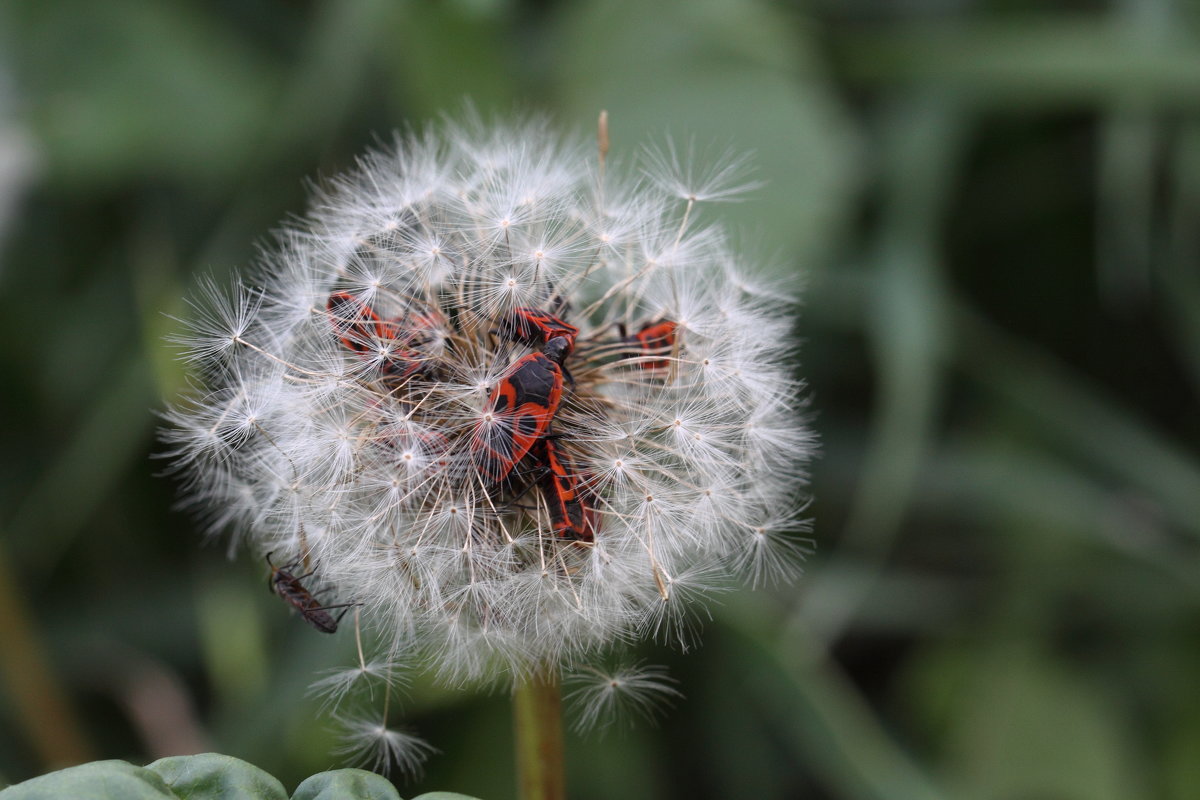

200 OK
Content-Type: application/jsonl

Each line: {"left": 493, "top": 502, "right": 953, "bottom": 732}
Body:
{"left": 513, "top": 668, "right": 565, "bottom": 800}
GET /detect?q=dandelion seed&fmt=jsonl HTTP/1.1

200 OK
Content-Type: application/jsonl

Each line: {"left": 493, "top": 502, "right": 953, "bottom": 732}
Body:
{"left": 565, "top": 662, "right": 682, "bottom": 734}
{"left": 641, "top": 138, "right": 762, "bottom": 203}
{"left": 309, "top": 652, "right": 406, "bottom": 711}
{"left": 334, "top": 709, "right": 437, "bottom": 778}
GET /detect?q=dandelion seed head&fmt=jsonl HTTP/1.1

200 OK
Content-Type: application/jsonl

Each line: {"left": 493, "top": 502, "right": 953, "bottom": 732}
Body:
{"left": 163, "top": 114, "right": 814, "bottom": 686}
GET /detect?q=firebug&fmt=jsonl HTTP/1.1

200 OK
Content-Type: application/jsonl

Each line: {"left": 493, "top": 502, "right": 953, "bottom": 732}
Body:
{"left": 326, "top": 291, "right": 438, "bottom": 383}
{"left": 533, "top": 439, "right": 598, "bottom": 542}
{"left": 473, "top": 348, "right": 565, "bottom": 484}
{"left": 620, "top": 319, "right": 678, "bottom": 370}
{"left": 493, "top": 306, "right": 579, "bottom": 354}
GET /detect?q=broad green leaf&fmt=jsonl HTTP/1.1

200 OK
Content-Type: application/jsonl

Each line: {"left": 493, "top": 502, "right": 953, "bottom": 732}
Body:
{"left": 0, "top": 760, "right": 177, "bottom": 800}
{"left": 0, "top": 760, "right": 482, "bottom": 800}
{"left": 291, "top": 770, "right": 401, "bottom": 800}
{"left": 146, "top": 754, "right": 287, "bottom": 800}
{"left": 553, "top": 0, "right": 859, "bottom": 267}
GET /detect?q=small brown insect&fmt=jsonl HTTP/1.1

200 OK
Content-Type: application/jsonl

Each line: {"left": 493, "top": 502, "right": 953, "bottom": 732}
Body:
{"left": 266, "top": 553, "right": 356, "bottom": 634}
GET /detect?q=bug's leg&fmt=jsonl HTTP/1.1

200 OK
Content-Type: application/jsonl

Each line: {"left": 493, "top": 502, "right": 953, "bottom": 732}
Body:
{"left": 501, "top": 451, "right": 552, "bottom": 508}
{"left": 330, "top": 603, "right": 364, "bottom": 624}
{"left": 278, "top": 553, "right": 309, "bottom": 574}
{"left": 547, "top": 289, "right": 570, "bottom": 316}
{"left": 506, "top": 471, "right": 548, "bottom": 506}
{"left": 264, "top": 552, "right": 279, "bottom": 591}
{"left": 505, "top": 462, "right": 549, "bottom": 505}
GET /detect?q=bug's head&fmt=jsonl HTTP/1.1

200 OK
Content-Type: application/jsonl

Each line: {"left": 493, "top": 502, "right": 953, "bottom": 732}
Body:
{"left": 544, "top": 336, "right": 570, "bottom": 365}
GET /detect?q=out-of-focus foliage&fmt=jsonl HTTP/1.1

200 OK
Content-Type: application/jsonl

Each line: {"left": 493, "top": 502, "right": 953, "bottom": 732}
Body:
{"left": 0, "top": 1, "right": 1197, "bottom": 799}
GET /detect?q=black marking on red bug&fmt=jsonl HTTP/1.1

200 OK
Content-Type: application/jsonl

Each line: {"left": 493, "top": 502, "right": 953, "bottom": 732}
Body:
{"left": 266, "top": 553, "right": 357, "bottom": 634}
{"left": 472, "top": 352, "right": 565, "bottom": 484}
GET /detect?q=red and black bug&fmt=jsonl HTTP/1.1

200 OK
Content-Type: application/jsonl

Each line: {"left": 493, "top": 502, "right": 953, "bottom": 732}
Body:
{"left": 493, "top": 306, "right": 579, "bottom": 355}
{"left": 472, "top": 349, "right": 565, "bottom": 484}
{"left": 266, "top": 553, "right": 356, "bottom": 634}
{"left": 533, "top": 439, "right": 598, "bottom": 542}
{"left": 326, "top": 291, "right": 438, "bottom": 383}
{"left": 619, "top": 319, "right": 678, "bottom": 370}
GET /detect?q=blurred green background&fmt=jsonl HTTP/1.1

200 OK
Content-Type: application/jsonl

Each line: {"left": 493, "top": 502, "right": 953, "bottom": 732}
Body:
{"left": 2, "top": 0, "right": 1199, "bottom": 798}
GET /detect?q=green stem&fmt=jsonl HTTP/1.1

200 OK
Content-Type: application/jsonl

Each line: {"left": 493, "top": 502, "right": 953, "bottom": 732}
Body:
{"left": 513, "top": 669, "right": 565, "bottom": 800}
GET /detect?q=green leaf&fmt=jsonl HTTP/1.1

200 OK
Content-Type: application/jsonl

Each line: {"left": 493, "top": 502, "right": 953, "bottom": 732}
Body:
{"left": 553, "top": 0, "right": 859, "bottom": 267}
{"left": 145, "top": 754, "right": 287, "bottom": 800}
{"left": 291, "top": 770, "right": 401, "bottom": 800}
{"left": 0, "top": 760, "right": 480, "bottom": 800}
{"left": 0, "top": 760, "right": 178, "bottom": 800}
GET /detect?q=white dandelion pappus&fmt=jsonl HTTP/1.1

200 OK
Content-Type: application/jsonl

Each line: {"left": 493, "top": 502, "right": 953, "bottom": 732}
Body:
{"left": 565, "top": 661, "right": 683, "bottom": 734}
{"left": 163, "top": 113, "right": 813, "bottom": 686}
{"left": 333, "top": 708, "right": 438, "bottom": 778}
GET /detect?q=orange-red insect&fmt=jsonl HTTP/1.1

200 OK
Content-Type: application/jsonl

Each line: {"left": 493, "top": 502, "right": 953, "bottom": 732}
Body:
{"left": 473, "top": 350, "right": 565, "bottom": 484}
{"left": 533, "top": 439, "right": 598, "bottom": 542}
{"left": 326, "top": 291, "right": 437, "bottom": 382}
{"left": 494, "top": 307, "right": 579, "bottom": 355}
{"left": 620, "top": 319, "right": 678, "bottom": 370}
{"left": 266, "top": 554, "right": 356, "bottom": 634}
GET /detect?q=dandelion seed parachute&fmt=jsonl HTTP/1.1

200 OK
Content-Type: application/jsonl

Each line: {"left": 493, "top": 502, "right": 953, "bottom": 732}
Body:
{"left": 565, "top": 662, "right": 683, "bottom": 734}
{"left": 333, "top": 711, "right": 438, "bottom": 778}
{"left": 163, "top": 113, "right": 814, "bottom": 686}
